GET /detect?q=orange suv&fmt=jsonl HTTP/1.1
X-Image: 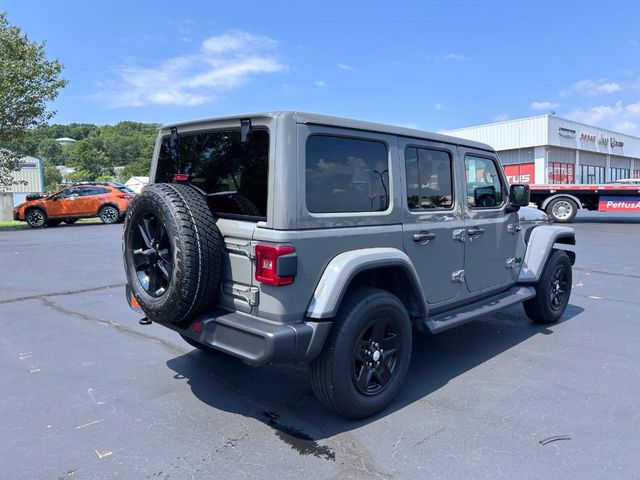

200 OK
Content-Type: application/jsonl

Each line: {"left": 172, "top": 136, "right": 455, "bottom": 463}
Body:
{"left": 13, "top": 182, "right": 135, "bottom": 228}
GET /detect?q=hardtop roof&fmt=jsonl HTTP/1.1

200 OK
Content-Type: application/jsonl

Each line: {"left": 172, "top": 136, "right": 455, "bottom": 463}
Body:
{"left": 162, "top": 111, "right": 495, "bottom": 152}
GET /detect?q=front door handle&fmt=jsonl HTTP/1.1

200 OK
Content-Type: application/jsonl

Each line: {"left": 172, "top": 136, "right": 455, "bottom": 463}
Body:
{"left": 467, "top": 227, "right": 485, "bottom": 238}
{"left": 413, "top": 231, "right": 436, "bottom": 243}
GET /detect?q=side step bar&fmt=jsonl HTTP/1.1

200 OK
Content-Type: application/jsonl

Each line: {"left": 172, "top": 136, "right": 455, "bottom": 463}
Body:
{"left": 418, "top": 286, "right": 536, "bottom": 334}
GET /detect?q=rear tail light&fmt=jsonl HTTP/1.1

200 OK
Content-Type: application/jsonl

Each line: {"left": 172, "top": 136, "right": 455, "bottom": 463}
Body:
{"left": 255, "top": 244, "right": 296, "bottom": 286}
{"left": 173, "top": 174, "right": 189, "bottom": 182}
{"left": 117, "top": 194, "right": 132, "bottom": 199}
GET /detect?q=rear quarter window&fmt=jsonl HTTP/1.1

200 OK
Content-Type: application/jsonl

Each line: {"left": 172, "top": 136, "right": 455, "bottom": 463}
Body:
{"left": 305, "top": 135, "right": 390, "bottom": 213}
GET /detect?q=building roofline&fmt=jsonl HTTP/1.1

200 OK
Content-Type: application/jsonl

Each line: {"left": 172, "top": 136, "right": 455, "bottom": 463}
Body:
{"left": 444, "top": 114, "right": 550, "bottom": 132}
{"left": 445, "top": 114, "right": 640, "bottom": 141}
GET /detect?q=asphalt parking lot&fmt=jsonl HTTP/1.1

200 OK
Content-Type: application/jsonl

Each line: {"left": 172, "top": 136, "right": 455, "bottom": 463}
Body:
{"left": 1, "top": 212, "right": 639, "bottom": 479}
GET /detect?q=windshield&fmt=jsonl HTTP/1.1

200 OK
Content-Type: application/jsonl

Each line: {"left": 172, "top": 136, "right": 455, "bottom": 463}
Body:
{"left": 155, "top": 129, "right": 269, "bottom": 219}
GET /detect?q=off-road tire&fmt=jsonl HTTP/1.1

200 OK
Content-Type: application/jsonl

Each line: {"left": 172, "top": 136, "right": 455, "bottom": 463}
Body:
{"left": 232, "top": 193, "right": 261, "bottom": 217}
{"left": 123, "top": 183, "right": 222, "bottom": 326}
{"left": 99, "top": 205, "right": 120, "bottom": 224}
{"left": 310, "top": 287, "right": 412, "bottom": 419}
{"left": 524, "top": 249, "right": 572, "bottom": 324}
{"left": 25, "top": 208, "right": 47, "bottom": 228}
{"left": 46, "top": 219, "right": 62, "bottom": 227}
{"left": 546, "top": 197, "right": 577, "bottom": 223}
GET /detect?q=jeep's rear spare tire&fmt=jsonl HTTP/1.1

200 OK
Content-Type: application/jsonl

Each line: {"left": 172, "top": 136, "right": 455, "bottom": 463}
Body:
{"left": 123, "top": 183, "right": 222, "bottom": 326}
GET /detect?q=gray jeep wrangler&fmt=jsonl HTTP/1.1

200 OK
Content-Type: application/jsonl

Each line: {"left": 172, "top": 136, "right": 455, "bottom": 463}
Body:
{"left": 123, "top": 112, "right": 575, "bottom": 419}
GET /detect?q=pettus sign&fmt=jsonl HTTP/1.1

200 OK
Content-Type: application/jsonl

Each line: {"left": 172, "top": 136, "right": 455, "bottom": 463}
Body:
{"left": 504, "top": 163, "right": 535, "bottom": 184}
{"left": 598, "top": 196, "right": 640, "bottom": 212}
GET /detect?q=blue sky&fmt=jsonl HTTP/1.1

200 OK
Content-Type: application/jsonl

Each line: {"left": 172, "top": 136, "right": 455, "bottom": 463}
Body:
{"left": 4, "top": 0, "right": 640, "bottom": 134}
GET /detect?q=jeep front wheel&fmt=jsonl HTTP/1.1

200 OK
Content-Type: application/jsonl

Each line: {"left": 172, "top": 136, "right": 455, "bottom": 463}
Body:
{"left": 524, "top": 249, "right": 572, "bottom": 324}
{"left": 310, "top": 287, "right": 412, "bottom": 419}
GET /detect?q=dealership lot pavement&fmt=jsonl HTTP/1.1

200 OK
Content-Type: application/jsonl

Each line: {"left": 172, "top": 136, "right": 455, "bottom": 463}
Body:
{"left": 1, "top": 212, "right": 639, "bottom": 479}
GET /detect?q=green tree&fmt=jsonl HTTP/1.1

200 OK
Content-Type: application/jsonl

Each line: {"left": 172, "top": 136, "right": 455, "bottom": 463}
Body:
{"left": 0, "top": 11, "right": 67, "bottom": 189}
{"left": 42, "top": 158, "right": 61, "bottom": 192}
{"left": 37, "top": 138, "right": 64, "bottom": 164}
{"left": 66, "top": 139, "right": 113, "bottom": 180}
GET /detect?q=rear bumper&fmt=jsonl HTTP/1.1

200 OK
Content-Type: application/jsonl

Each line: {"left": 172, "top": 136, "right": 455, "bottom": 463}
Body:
{"left": 127, "top": 287, "right": 332, "bottom": 366}
{"left": 175, "top": 310, "right": 332, "bottom": 366}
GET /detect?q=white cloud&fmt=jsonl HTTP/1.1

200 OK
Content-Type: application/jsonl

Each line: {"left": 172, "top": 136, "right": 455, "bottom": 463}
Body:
{"left": 442, "top": 53, "right": 466, "bottom": 61}
{"left": 434, "top": 103, "right": 445, "bottom": 111}
{"left": 565, "top": 100, "right": 640, "bottom": 135}
{"left": 313, "top": 80, "right": 326, "bottom": 87}
{"left": 337, "top": 63, "right": 356, "bottom": 71}
{"left": 561, "top": 78, "right": 622, "bottom": 97}
{"left": 530, "top": 101, "right": 560, "bottom": 110}
{"left": 493, "top": 113, "right": 510, "bottom": 122}
{"left": 95, "top": 31, "right": 286, "bottom": 107}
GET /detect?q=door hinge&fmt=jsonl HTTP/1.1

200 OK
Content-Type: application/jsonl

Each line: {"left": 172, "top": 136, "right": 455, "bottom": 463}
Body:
{"left": 452, "top": 229, "right": 466, "bottom": 242}
{"left": 223, "top": 282, "right": 260, "bottom": 306}
{"left": 505, "top": 257, "right": 522, "bottom": 269}
{"left": 451, "top": 270, "right": 465, "bottom": 283}
{"left": 224, "top": 238, "right": 255, "bottom": 259}
{"left": 507, "top": 223, "right": 521, "bottom": 235}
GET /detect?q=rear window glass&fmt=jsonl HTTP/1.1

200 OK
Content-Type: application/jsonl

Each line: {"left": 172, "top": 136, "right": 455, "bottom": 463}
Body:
{"left": 405, "top": 147, "right": 454, "bottom": 209}
{"left": 305, "top": 135, "right": 389, "bottom": 213}
{"left": 155, "top": 129, "right": 269, "bottom": 219}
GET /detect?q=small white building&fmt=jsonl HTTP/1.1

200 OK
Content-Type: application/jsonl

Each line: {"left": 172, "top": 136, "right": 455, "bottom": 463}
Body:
{"left": 444, "top": 115, "right": 640, "bottom": 184}
{"left": 125, "top": 176, "right": 149, "bottom": 193}
{"left": 55, "top": 165, "right": 76, "bottom": 182}
{"left": 55, "top": 137, "right": 76, "bottom": 146}
{"left": 0, "top": 154, "right": 45, "bottom": 220}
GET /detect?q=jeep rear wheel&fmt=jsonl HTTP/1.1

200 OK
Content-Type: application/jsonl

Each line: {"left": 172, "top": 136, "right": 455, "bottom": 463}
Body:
{"left": 123, "top": 183, "right": 222, "bottom": 326}
{"left": 26, "top": 209, "right": 46, "bottom": 228}
{"left": 524, "top": 249, "right": 572, "bottom": 324}
{"left": 310, "top": 287, "right": 412, "bottom": 419}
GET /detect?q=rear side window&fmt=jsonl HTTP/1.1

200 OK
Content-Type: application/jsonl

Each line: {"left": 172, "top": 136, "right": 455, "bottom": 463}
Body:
{"left": 305, "top": 135, "right": 389, "bottom": 213}
{"left": 155, "top": 129, "right": 269, "bottom": 219}
{"left": 405, "top": 147, "right": 454, "bottom": 209}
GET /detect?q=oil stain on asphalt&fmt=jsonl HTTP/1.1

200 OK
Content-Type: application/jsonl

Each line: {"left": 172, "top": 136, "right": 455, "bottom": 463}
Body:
{"left": 262, "top": 411, "right": 335, "bottom": 461}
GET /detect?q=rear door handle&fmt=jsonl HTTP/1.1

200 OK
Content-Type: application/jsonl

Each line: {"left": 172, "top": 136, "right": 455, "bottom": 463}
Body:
{"left": 413, "top": 231, "right": 436, "bottom": 243}
{"left": 467, "top": 227, "right": 485, "bottom": 238}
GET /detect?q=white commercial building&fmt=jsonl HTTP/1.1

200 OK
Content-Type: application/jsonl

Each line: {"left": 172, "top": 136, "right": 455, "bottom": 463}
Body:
{"left": 0, "top": 154, "right": 45, "bottom": 220}
{"left": 444, "top": 115, "right": 640, "bottom": 185}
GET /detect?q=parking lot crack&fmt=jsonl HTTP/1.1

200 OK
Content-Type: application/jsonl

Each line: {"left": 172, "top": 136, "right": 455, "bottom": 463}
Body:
{"left": 39, "top": 297, "right": 187, "bottom": 355}
{"left": 0, "top": 283, "right": 126, "bottom": 305}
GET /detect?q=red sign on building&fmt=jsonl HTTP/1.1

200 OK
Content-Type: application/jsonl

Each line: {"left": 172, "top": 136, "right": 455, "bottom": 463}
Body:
{"left": 504, "top": 163, "right": 535, "bottom": 184}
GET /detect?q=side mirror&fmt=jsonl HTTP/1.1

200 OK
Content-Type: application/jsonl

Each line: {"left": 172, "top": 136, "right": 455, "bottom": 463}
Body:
{"left": 506, "top": 184, "right": 530, "bottom": 213}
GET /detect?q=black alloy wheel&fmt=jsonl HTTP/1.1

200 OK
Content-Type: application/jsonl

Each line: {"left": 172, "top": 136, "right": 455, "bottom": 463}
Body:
{"left": 310, "top": 287, "right": 412, "bottom": 419}
{"left": 130, "top": 213, "right": 173, "bottom": 298}
{"left": 524, "top": 249, "right": 572, "bottom": 324}
{"left": 352, "top": 317, "right": 401, "bottom": 395}
{"left": 123, "top": 183, "right": 222, "bottom": 326}
{"left": 548, "top": 263, "right": 570, "bottom": 311}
